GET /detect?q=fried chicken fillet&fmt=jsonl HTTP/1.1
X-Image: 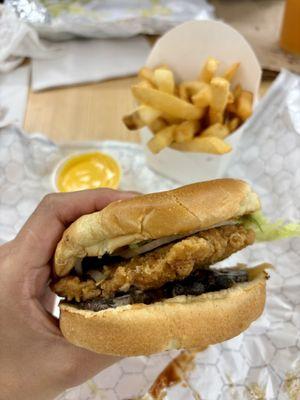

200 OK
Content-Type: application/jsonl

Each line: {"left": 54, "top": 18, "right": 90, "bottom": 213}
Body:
{"left": 53, "top": 225, "right": 255, "bottom": 301}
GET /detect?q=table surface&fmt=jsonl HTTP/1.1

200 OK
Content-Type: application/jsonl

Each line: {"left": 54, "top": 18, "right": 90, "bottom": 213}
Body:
{"left": 24, "top": 71, "right": 272, "bottom": 144}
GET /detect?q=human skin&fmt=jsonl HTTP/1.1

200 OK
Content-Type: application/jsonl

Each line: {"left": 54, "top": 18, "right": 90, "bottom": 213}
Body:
{"left": 0, "top": 189, "right": 137, "bottom": 400}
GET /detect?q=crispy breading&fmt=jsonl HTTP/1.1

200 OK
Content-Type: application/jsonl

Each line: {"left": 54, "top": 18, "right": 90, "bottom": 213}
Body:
{"left": 101, "top": 225, "right": 254, "bottom": 296}
{"left": 53, "top": 276, "right": 100, "bottom": 302}
{"left": 53, "top": 225, "right": 254, "bottom": 301}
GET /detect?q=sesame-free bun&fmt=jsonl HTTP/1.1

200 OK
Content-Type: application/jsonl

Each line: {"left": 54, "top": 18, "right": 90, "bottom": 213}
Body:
{"left": 59, "top": 270, "right": 267, "bottom": 356}
{"left": 54, "top": 179, "right": 260, "bottom": 277}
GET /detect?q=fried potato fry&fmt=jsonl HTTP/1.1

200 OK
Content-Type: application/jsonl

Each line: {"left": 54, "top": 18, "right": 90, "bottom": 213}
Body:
{"left": 191, "top": 83, "right": 212, "bottom": 108}
{"left": 148, "top": 118, "right": 167, "bottom": 133}
{"left": 210, "top": 77, "right": 230, "bottom": 110}
{"left": 123, "top": 111, "right": 145, "bottom": 130}
{"left": 136, "top": 80, "right": 155, "bottom": 89}
{"left": 154, "top": 68, "right": 175, "bottom": 94}
{"left": 226, "top": 117, "right": 240, "bottom": 133}
{"left": 200, "top": 123, "right": 229, "bottom": 139}
{"left": 178, "top": 83, "right": 189, "bottom": 101}
{"left": 178, "top": 81, "right": 205, "bottom": 101}
{"left": 233, "top": 84, "right": 242, "bottom": 99}
{"left": 174, "top": 120, "right": 200, "bottom": 143}
{"left": 209, "top": 77, "right": 230, "bottom": 124}
{"left": 132, "top": 86, "right": 202, "bottom": 120}
{"left": 209, "top": 110, "right": 224, "bottom": 125}
{"left": 171, "top": 136, "right": 232, "bottom": 154}
{"left": 162, "top": 115, "right": 182, "bottom": 125}
{"left": 226, "top": 84, "right": 243, "bottom": 113}
{"left": 223, "top": 62, "right": 240, "bottom": 82}
{"left": 236, "top": 91, "right": 253, "bottom": 121}
{"left": 226, "top": 103, "right": 236, "bottom": 114}
{"left": 138, "top": 67, "right": 156, "bottom": 86}
{"left": 199, "top": 57, "right": 219, "bottom": 83}
{"left": 227, "top": 92, "right": 234, "bottom": 104}
{"left": 125, "top": 57, "right": 253, "bottom": 155}
{"left": 138, "top": 105, "right": 161, "bottom": 125}
{"left": 148, "top": 125, "right": 175, "bottom": 154}
{"left": 123, "top": 106, "right": 161, "bottom": 130}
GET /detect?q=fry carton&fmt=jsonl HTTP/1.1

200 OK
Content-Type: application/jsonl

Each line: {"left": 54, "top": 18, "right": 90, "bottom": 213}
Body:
{"left": 140, "top": 20, "right": 261, "bottom": 184}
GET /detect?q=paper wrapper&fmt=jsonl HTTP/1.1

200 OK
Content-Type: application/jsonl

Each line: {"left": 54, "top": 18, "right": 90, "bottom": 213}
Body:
{"left": 0, "top": 70, "right": 300, "bottom": 399}
{"left": 5, "top": 0, "right": 214, "bottom": 40}
{"left": 140, "top": 20, "right": 261, "bottom": 184}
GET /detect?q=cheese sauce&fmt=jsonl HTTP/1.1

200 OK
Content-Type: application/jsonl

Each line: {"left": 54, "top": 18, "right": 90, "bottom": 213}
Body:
{"left": 56, "top": 152, "right": 121, "bottom": 192}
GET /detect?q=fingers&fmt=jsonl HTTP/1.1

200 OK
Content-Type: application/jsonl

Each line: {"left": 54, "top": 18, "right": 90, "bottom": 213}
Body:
{"left": 29, "top": 188, "right": 137, "bottom": 228}
{"left": 15, "top": 189, "right": 138, "bottom": 267}
{"left": 57, "top": 343, "right": 121, "bottom": 390}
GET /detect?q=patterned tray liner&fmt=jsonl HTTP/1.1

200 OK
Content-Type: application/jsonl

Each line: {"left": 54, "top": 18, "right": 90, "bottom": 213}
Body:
{"left": 0, "top": 70, "right": 299, "bottom": 399}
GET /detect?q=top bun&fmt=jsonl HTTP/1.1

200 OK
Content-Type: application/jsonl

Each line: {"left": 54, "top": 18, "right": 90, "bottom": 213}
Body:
{"left": 54, "top": 179, "right": 260, "bottom": 277}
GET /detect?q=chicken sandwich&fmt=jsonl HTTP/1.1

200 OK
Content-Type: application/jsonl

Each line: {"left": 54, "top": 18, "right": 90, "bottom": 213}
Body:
{"left": 52, "top": 179, "right": 269, "bottom": 356}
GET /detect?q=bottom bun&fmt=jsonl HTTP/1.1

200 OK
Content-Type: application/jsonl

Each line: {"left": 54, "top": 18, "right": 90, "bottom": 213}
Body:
{"left": 59, "top": 272, "right": 267, "bottom": 356}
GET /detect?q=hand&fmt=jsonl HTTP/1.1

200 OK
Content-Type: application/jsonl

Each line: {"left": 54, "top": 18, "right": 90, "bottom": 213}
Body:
{"left": 0, "top": 189, "right": 137, "bottom": 400}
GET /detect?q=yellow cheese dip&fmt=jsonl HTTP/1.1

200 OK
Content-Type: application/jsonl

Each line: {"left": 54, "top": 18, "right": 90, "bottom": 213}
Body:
{"left": 56, "top": 152, "right": 121, "bottom": 192}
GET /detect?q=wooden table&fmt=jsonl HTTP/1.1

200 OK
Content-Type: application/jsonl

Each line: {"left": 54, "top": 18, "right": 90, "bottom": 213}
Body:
{"left": 24, "top": 0, "right": 280, "bottom": 144}
{"left": 24, "top": 72, "right": 272, "bottom": 144}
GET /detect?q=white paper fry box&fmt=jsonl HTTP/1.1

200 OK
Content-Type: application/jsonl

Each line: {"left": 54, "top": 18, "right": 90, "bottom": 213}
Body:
{"left": 140, "top": 20, "right": 261, "bottom": 184}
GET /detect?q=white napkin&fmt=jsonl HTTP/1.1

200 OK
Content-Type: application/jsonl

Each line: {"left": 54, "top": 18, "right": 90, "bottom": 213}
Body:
{"left": 0, "top": 5, "right": 60, "bottom": 73}
{"left": 31, "top": 36, "right": 150, "bottom": 91}
{"left": 0, "top": 65, "right": 30, "bottom": 128}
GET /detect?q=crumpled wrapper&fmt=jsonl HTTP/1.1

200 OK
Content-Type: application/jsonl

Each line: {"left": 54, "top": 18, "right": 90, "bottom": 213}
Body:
{"left": 4, "top": 0, "right": 214, "bottom": 40}
{"left": 0, "top": 69, "right": 300, "bottom": 399}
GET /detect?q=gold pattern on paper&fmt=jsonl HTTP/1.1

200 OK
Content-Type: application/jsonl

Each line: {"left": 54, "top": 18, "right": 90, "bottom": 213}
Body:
{"left": 284, "top": 367, "right": 300, "bottom": 400}
{"left": 141, "top": 0, "right": 171, "bottom": 17}
{"left": 246, "top": 383, "right": 266, "bottom": 400}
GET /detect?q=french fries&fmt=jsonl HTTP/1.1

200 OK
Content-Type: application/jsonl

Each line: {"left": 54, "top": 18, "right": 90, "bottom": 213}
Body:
{"left": 148, "top": 125, "right": 175, "bottom": 154}
{"left": 179, "top": 81, "right": 205, "bottom": 102}
{"left": 191, "top": 83, "right": 211, "bottom": 108}
{"left": 201, "top": 123, "right": 229, "bottom": 139}
{"left": 124, "top": 57, "right": 254, "bottom": 154}
{"left": 226, "top": 84, "right": 244, "bottom": 113}
{"left": 227, "top": 92, "right": 234, "bottom": 104}
{"left": 132, "top": 86, "right": 202, "bottom": 120}
{"left": 138, "top": 106, "right": 161, "bottom": 125}
{"left": 149, "top": 118, "right": 167, "bottom": 133}
{"left": 234, "top": 84, "right": 242, "bottom": 99}
{"left": 138, "top": 67, "right": 156, "bottom": 86}
{"left": 136, "top": 80, "right": 155, "bottom": 89}
{"left": 123, "top": 106, "right": 161, "bottom": 130}
{"left": 226, "top": 117, "right": 240, "bottom": 133}
{"left": 236, "top": 91, "right": 253, "bottom": 121}
{"left": 178, "top": 84, "right": 189, "bottom": 102}
{"left": 199, "top": 57, "right": 219, "bottom": 83}
{"left": 223, "top": 62, "right": 240, "bottom": 82}
{"left": 123, "top": 111, "right": 145, "bottom": 130}
{"left": 154, "top": 68, "right": 175, "bottom": 94}
{"left": 171, "top": 137, "right": 232, "bottom": 154}
{"left": 174, "top": 120, "right": 200, "bottom": 143}
{"left": 209, "top": 77, "right": 230, "bottom": 124}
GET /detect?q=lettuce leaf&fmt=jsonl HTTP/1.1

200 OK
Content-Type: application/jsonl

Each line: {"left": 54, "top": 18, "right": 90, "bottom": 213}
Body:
{"left": 239, "top": 211, "right": 300, "bottom": 242}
